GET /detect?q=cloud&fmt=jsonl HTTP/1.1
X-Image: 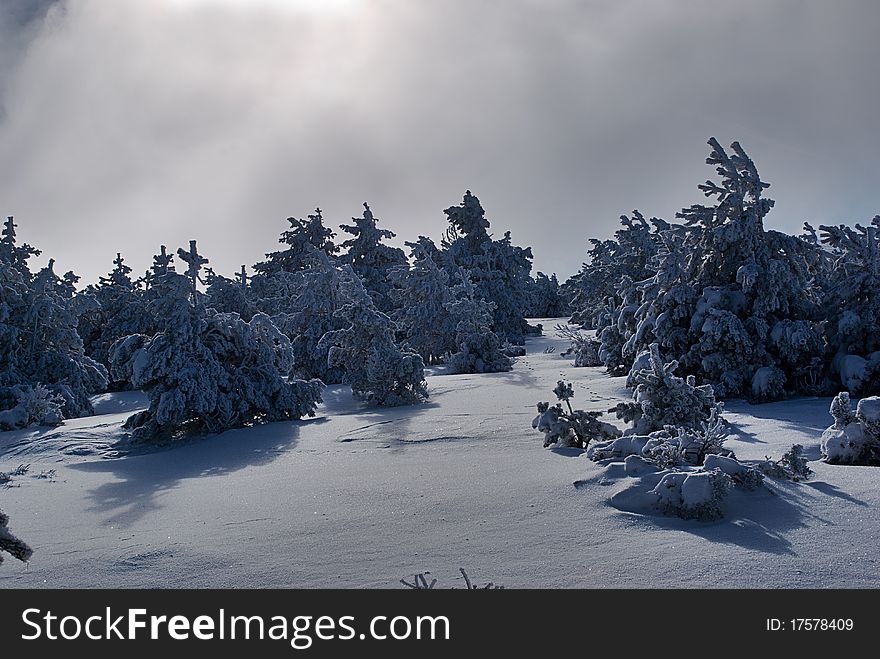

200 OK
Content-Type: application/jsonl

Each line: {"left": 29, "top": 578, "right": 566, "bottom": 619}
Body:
{"left": 1, "top": 0, "right": 879, "bottom": 284}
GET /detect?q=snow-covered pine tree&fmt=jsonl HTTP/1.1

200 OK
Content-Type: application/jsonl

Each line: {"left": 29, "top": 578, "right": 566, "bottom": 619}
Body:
{"left": 818, "top": 217, "right": 880, "bottom": 394}
{"left": 269, "top": 248, "right": 348, "bottom": 384}
{"left": 338, "top": 203, "right": 408, "bottom": 312}
{"left": 78, "top": 253, "right": 153, "bottom": 383}
{"left": 0, "top": 216, "right": 41, "bottom": 274}
{"left": 527, "top": 272, "right": 568, "bottom": 318}
{"left": 389, "top": 241, "right": 458, "bottom": 365}
{"left": 669, "top": 139, "right": 824, "bottom": 399}
{"left": 317, "top": 269, "right": 428, "bottom": 406}
{"left": 441, "top": 191, "right": 536, "bottom": 344}
{"left": 254, "top": 208, "right": 339, "bottom": 278}
{"left": 0, "top": 224, "right": 107, "bottom": 428}
{"left": 568, "top": 211, "right": 666, "bottom": 330}
{"left": 204, "top": 266, "right": 256, "bottom": 321}
{"left": 109, "top": 253, "right": 323, "bottom": 441}
{"left": 444, "top": 269, "right": 512, "bottom": 374}
{"left": 0, "top": 508, "right": 32, "bottom": 565}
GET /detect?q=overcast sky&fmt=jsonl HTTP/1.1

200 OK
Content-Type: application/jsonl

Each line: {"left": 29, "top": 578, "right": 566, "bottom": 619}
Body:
{"left": 1, "top": 0, "right": 878, "bottom": 285}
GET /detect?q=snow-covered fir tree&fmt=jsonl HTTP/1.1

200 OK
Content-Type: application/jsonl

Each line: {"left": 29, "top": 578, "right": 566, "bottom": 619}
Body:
{"left": 204, "top": 266, "right": 257, "bottom": 321}
{"left": 253, "top": 208, "right": 339, "bottom": 278}
{"left": 269, "top": 248, "right": 350, "bottom": 384}
{"left": 109, "top": 245, "right": 323, "bottom": 441}
{"left": 78, "top": 253, "right": 153, "bottom": 384}
{"left": 0, "top": 222, "right": 107, "bottom": 428}
{"left": 444, "top": 269, "right": 512, "bottom": 374}
{"left": 338, "top": 203, "right": 408, "bottom": 312}
{"left": 318, "top": 271, "right": 428, "bottom": 406}
{"left": 441, "top": 191, "right": 536, "bottom": 344}
{"left": 389, "top": 240, "right": 458, "bottom": 365}
{"left": 818, "top": 218, "right": 880, "bottom": 394}
{"left": 527, "top": 272, "right": 568, "bottom": 318}
{"left": 566, "top": 211, "right": 667, "bottom": 329}
{"left": 590, "top": 139, "right": 824, "bottom": 400}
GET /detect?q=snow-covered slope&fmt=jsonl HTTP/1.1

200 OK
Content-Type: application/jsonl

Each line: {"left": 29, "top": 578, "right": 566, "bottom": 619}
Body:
{"left": 1, "top": 321, "right": 877, "bottom": 588}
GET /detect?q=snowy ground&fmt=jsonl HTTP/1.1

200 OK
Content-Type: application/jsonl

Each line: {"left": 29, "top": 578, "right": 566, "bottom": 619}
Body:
{"left": 1, "top": 320, "right": 878, "bottom": 588}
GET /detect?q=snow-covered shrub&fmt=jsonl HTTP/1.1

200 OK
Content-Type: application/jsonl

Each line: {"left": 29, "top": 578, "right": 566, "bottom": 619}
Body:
{"left": 339, "top": 203, "right": 408, "bottom": 312}
{"left": 0, "top": 384, "right": 63, "bottom": 431}
{"left": 750, "top": 366, "right": 787, "bottom": 403}
{"left": 0, "top": 509, "right": 33, "bottom": 565}
{"left": 110, "top": 265, "right": 323, "bottom": 442}
{"left": 532, "top": 380, "right": 620, "bottom": 449}
{"left": 820, "top": 392, "right": 880, "bottom": 465}
{"left": 587, "top": 407, "right": 727, "bottom": 468}
{"left": 612, "top": 343, "right": 721, "bottom": 436}
{"left": 757, "top": 444, "right": 812, "bottom": 481}
{"left": 318, "top": 275, "right": 428, "bottom": 407}
{"left": 651, "top": 468, "right": 732, "bottom": 521}
{"left": 704, "top": 453, "right": 765, "bottom": 489}
{"left": 444, "top": 270, "right": 512, "bottom": 374}
{"left": 556, "top": 324, "right": 601, "bottom": 367}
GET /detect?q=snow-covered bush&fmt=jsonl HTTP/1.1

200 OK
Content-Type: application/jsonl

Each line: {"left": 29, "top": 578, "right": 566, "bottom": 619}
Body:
{"left": 820, "top": 392, "right": 880, "bottom": 465}
{"left": 110, "top": 262, "right": 324, "bottom": 442}
{"left": 444, "top": 270, "right": 512, "bottom": 374}
{"left": 556, "top": 324, "right": 601, "bottom": 367}
{"left": 757, "top": 444, "right": 812, "bottom": 481}
{"left": 613, "top": 343, "right": 721, "bottom": 436}
{"left": 651, "top": 468, "right": 732, "bottom": 521}
{"left": 0, "top": 384, "right": 63, "bottom": 431}
{"left": 0, "top": 508, "right": 33, "bottom": 565}
{"left": 318, "top": 274, "right": 428, "bottom": 407}
{"left": 532, "top": 380, "right": 620, "bottom": 449}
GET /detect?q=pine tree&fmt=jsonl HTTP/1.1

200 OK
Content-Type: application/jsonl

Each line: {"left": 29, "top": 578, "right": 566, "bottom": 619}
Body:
{"left": 79, "top": 253, "right": 153, "bottom": 382}
{"left": 389, "top": 244, "right": 458, "bottom": 365}
{"left": 254, "top": 208, "right": 339, "bottom": 277}
{"left": 109, "top": 265, "right": 323, "bottom": 442}
{"left": 1, "top": 230, "right": 108, "bottom": 427}
{"left": 338, "top": 203, "right": 408, "bottom": 312}
{"left": 318, "top": 271, "right": 428, "bottom": 406}
{"left": 441, "top": 191, "right": 535, "bottom": 344}
{"left": 444, "top": 269, "right": 512, "bottom": 374}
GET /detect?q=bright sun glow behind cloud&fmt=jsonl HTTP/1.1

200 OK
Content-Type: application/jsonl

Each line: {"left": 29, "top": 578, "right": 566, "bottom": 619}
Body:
{"left": 165, "top": 0, "right": 362, "bottom": 14}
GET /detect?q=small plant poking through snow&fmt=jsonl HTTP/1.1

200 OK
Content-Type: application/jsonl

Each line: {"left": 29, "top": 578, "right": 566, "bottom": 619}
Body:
{"left": 532, "top": 381, "right": 621, "bottom": 449}
{"left": 611, "top": 343, "right": 722, "bottom": 436}
{"left": 400, "top": 568, "right": 503, "bottom": 590}
{"left": 758, "top": 444, "right": 813, "bottom": 481}
{"left": 0, "top": 509, "right": 33, "bottom": 565}
{"left": 820, "top": 392, "right": 880, "bottom": 465}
